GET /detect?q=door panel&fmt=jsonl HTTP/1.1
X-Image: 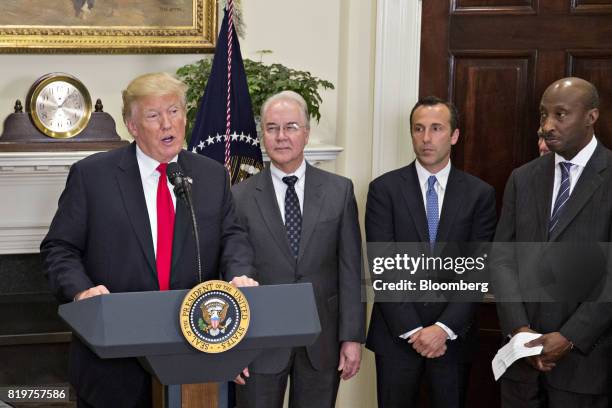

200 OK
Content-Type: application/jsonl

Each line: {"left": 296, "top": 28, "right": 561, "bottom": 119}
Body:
{"left": 572, "top": 0, "right": 612, "bottom": 13}
{"left": 569, "top": 51, "right": 612, "bottom": 146}
{"left": 452, "top": 0, "right": 537, "bottom": 13}
{"left": 451, "top": 52, "right": 535, "bottom": 205}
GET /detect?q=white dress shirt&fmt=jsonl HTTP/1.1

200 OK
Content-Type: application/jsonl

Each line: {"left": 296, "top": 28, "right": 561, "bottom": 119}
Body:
{"left": 269, "top": 160, "right": 306, "bottom": 223}
{"left": 550, "top": 136, "right": 597, "bottom": 216}
{"left": 415, "top": 159, "right": 451, "bottom": 216}
{"left": 400, "top": 159, "right": 457, "bottom": 341}
{"left": 135, "top": 146, "right": 178, "bottom": 257}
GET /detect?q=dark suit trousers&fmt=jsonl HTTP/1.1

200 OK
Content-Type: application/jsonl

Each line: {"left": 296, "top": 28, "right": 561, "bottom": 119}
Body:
{"left": 76, "top": 395, "right": 151, "bottom": 408}
{"left": 235, "top": 347, "right": 340, "bottom": 408}
{"left": 374, "top": 354, "right": 470, "bottom": 408}
{"left": 76, "top": 392, "right": 151, "bottom": 408}
{"left": 501, "top": 376, "right": 608, "bottom": 408}
{"left": 77, "top": 396, "right": 95, "bottom": 408}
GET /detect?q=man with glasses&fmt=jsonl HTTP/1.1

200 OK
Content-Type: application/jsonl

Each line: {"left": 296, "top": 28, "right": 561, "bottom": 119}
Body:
{"left": 232, "top": 90, "right": 365, "bottom": 408}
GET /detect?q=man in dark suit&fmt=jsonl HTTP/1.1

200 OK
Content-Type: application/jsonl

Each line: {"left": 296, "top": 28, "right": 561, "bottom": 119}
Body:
{"left": 41, "top": 72, "right": 256, "bottom": 408}
{"left": 232, "top": 91, "right": 365, "bottom": 408}
{"left": 366, "top": 96, "right": 497, "bottom": 408}
{"left": 494, "top": 78, "right": 612, "bottom": 407}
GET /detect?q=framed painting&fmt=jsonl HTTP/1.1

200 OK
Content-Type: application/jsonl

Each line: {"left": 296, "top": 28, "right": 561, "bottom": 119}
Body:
{"left": 0, "top": 0, "right": 217, "bottom": 53}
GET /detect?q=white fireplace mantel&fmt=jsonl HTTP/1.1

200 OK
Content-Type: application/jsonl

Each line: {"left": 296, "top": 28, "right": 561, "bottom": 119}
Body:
{"left": 0, "top": 143, "right": 342, "bottom": 254}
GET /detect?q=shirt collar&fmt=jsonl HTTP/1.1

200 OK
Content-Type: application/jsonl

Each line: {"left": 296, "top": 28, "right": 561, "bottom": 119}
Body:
{"left": 553, "top": 135, "right": 597, "bottom": 169}
{"left": 135, "top": 145, "right": 179, "bottom": 178}
{"left": 415, "top": 159, "right": 451, "bottom": 190}
{"left": 270, "top": 159, "right": 307, "bottom": 183}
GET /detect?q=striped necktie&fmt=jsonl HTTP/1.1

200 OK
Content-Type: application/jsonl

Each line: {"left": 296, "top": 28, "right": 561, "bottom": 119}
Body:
{"left": 549, "top": 162, "right": 573, "bottom": 234}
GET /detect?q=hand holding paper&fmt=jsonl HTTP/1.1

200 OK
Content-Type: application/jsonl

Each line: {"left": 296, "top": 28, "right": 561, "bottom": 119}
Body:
{"left": 492, "top": 332, "right": 543, "bottom": 381}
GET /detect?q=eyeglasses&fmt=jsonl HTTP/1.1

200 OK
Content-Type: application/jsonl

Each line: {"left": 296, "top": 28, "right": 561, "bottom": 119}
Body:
{"left": 264, "top": 123, "right": 307, "bottom": 136}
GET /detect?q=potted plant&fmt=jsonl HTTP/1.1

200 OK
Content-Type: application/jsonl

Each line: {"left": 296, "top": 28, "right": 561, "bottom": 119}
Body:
{"left": 176, "top": 51, "right": 334, "bottom": 142}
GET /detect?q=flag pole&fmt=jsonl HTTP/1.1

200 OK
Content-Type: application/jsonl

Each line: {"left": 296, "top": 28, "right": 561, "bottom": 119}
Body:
{"left": 224, "top": 0, "right": 235, "bottom": 178}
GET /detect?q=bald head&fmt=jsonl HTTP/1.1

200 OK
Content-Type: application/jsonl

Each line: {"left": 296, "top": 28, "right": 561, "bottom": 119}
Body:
{"left": 539, "top": 77, "right": 600, "bottom": 160}
{"left": 543, "top": 77, "right": 599, "bottom": 111}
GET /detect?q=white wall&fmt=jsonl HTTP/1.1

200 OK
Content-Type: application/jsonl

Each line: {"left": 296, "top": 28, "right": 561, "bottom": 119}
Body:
{"left": 334, "top": 1, "right": 378, "bottom": 405}
{"left": 0, "top": 1, "right": 341, "bottom": 147}
{"left": 0, "top": 54, "right": 202, "bottom": 139}
{"left": 240, "top": 0, "right": 341, "bottom": 150}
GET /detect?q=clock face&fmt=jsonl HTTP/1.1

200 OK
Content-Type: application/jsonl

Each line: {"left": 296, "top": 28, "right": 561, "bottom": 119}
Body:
{"left": 28, "top": 74, "right": 92, "bottom": 139}
{"left": 36, "top": 81, "right": 86, "bottom": 133}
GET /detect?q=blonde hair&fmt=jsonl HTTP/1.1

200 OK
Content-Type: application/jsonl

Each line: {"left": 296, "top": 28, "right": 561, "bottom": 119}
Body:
{"left": 122, "top": 72, "right": 188, "bottom": 124}
{"left": 260, "top": 90, "right": 310, "bottom": 128}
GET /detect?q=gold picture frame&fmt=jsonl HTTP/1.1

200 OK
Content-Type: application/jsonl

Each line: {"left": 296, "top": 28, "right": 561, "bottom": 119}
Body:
{"left": 0, "top": 0, "right": 217, "bottom": 53}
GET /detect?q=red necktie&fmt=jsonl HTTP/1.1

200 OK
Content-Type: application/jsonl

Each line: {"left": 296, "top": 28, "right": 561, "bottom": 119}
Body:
{"left": 156, "top": 163, "right": 175, "bottom": 291}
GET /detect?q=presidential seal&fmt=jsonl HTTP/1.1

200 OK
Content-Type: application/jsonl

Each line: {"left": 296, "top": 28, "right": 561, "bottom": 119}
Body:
{"left": 179, "top": 280, "right": 250, "bottom": 353}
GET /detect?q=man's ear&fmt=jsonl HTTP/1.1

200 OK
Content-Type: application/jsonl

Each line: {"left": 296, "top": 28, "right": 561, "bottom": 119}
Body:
{"left": 126, "top": 119, "right": 138, "bottom": 138}
{"left": 450, "top": 128, "right": 460, "bottom": 146}
{"left": 586, "top": 108, "right": 599, "bottom": 127}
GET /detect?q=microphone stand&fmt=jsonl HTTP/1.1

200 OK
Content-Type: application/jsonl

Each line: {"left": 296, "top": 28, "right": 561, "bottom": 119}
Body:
{"left": 179, "top": 178, "right": 202, "bottom": 284}
{"left": 168, "top": 165, "right": 203, "bottom": 285}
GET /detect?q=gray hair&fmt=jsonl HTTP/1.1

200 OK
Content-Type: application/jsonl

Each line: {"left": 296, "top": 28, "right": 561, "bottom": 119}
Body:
{"left": 260, "top": 90, "right": 310, "bottom": 128}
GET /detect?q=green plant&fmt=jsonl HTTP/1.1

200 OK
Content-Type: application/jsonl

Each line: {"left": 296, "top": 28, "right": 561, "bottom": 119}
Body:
{"left": 176, "top": 54, "right": 334, "bottom": 141}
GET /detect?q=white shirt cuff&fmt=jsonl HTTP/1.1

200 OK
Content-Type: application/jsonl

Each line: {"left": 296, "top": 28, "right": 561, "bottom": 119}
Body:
{"left": 399, "top": 326, "right": 423, "bottom": 339}
{"left": 435, "top": 322, "right": 457, "bottom": 340}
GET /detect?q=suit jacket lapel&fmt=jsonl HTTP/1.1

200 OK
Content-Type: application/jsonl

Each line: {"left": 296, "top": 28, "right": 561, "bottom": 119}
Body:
{"left": 116, "top": 143, "right": 157, "bottom": 281}
{"left": 400, "top": 163, "right": 429, "bottom": 242}
{"left": 298, "top": 163, "right": 325, "bottom": 262}
{"left": 436, "top": 167, "right": 463, "bottom": 243}
{"left": 254, "top": 166, "right": 295, "bottom": 264}
{"left": 170, "top": 152, "right": 191, "bottom": 278}
{"left": 533, "top": 154, "right": 555, "bottom": 242}
{"left": 549, "top": 144, "right": 607, "bottom": 242}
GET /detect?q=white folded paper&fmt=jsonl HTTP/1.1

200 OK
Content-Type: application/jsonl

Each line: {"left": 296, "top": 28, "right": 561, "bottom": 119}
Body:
{"left": 492, "top": 332, "right": 543, "bottom": 381}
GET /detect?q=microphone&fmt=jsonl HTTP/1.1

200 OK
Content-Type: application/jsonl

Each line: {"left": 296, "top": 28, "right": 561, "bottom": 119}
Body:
{"left": 166, "top": 162, "right": 202, "bottom": 284}
{"left": 166, "top": 162, "right": 190, "bottom": 200}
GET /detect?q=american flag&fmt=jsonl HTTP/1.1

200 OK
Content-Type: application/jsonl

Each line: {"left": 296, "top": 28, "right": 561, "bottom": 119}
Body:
{"left": 188, "top": 1, "right": 263, "bottom": 185}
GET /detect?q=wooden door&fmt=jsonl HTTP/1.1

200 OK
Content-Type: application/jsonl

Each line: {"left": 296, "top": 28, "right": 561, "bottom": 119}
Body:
{"left": 421, "top": 0, "right": 612, "bottom": 208}
{"left": 419, "top": 2, "right": 612, "bottom": 407}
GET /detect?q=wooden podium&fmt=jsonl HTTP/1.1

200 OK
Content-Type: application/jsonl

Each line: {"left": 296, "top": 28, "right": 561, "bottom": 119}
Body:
{"left": 59, "top": 284, "right": 321, "bottom": 408}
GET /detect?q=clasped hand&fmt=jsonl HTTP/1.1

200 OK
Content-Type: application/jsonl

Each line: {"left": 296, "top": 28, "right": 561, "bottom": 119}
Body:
{"left": 408, "top": 325, "right": 448, "bottom": 358}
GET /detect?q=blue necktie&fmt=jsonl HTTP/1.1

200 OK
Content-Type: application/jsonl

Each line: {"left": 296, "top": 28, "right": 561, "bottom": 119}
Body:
{"left": 549, "top": 162, "right": 573, "bottom": 234}
{"left": 426, "top": 175, "right": 439, "bottom": 247}
{"left": 283, "top": 176, "right": 302, "bottom": 258}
